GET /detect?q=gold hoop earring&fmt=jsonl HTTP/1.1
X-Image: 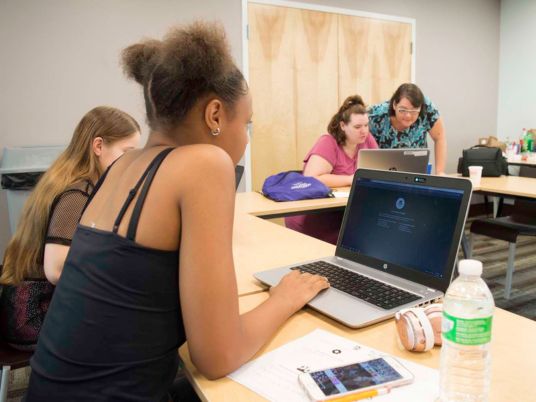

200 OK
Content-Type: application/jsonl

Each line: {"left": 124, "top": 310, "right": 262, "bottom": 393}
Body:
{"left": 211, "top": 128, "right": 221, "bottom": 136}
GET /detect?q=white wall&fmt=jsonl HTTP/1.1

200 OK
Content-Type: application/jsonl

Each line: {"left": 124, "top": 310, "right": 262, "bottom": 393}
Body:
{"left": 0, "top": 0, "right": 502, "bottom": 259}
{"left": 0, "top": 0, "right": 243, "bottom": 259}
{"left": 497, "top": 0, "right": 536, "bottom": 142}
{"left": 0, "top": 0, "right": 243, "bottom": 151}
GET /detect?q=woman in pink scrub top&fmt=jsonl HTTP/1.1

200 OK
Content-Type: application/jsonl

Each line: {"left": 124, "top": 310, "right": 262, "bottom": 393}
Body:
{"left": 285, "top": 95, "right": 378, "bottom": 244}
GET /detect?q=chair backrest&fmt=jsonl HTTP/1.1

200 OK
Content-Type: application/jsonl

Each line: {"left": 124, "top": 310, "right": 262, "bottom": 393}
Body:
{"left": 0, "top": 338, "right": 33, "bottom": 369}
{"left": 235, "top": 165, "right": 244, "bottom": 190}
{"left": 0, "top": 264, "right": 34, "bottom": 369}
{"left": 520, "top": 165, "right": 536, "bottom": 178}
{"left": 511, "top": 166, "right": 536, "bottom": 223}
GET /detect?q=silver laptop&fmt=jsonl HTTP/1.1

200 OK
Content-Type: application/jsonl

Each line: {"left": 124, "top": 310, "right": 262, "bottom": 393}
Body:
{"left": 255, "top": 169, "right": 472, "bottom": 328}
{"left": 357, "top": 148, "right": 430, "bottom": 173}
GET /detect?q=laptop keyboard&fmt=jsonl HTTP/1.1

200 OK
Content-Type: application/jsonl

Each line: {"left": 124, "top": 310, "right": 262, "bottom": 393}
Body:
{"left": 291, "top": 261, "right": 421, "bottom": 310}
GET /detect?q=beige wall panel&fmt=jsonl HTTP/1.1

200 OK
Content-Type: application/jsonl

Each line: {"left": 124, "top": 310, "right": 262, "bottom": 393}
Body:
{"left": 339, "top": 15, "right": 411, "bottom": 106}
{"left": 294, "top": 9, "right": 339, "bottom": 169}
{"left": 338, "top": 15, "right": 374, "bottom": 104}
{"left": 369, "top": 19, "right": 412, "bottom": 103}
{"left": 249, "top": 4, "right": 297, "bottom": 191}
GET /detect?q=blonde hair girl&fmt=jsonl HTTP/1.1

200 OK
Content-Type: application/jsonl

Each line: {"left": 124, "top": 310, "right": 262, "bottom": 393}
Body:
{"left": 0, "top": 106, "right": 140, "bottom": 349}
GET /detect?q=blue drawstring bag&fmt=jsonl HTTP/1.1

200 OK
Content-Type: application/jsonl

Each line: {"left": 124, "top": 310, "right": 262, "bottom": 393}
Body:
{"left": 261, "top": 171, "right": 333, "bottom": 201}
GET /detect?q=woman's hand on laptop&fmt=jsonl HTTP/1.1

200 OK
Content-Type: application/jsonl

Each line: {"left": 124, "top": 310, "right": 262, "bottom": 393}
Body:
{"left": 270, "top": 270, "right": 330, "bottom": 312}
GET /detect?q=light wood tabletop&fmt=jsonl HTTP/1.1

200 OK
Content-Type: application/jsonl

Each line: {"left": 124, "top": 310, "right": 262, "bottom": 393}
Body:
{"left": 180, "top": 175, "right": 536, "bottom": 401}
{"left": 472, "top": 175, "right": 536, "bottom": 198}
{"left": 232, "top": 212, "right": 335, "bottom": 296}
{"left": 235, "top": 191, "right": 347, "bottom": 218}
{"left": 507, "top": 155, "right": 536, "bottom": 167}
{"left": 180, "top": 291, "right": 536, "bottom": 402}
{"left": 237, "top": 176, "right": 536, "bottom": 217}
{"left": 445, "top": 174, "right": 536, "bottom": 198}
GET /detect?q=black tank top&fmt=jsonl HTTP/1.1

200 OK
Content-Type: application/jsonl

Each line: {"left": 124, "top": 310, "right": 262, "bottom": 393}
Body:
{"left": 26, "top": 148, "right": 185, "bottom": 402}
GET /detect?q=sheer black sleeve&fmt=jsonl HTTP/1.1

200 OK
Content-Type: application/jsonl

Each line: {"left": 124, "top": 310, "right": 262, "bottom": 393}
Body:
{"left": 45, "top": 184, "right": 91, "bottom": 246}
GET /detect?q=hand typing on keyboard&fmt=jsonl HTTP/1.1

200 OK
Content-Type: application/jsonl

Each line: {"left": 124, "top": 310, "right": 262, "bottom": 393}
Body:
{"left": 291, "top": 261, "right": 420, "bottom": 310}
{"left": 269, "top": 270, "right": 330, "bottom": 312}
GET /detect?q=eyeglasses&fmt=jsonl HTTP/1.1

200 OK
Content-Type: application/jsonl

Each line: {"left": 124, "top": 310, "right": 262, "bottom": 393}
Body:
{"left": 395, "top": 107, "right": 420, "bottom": 116}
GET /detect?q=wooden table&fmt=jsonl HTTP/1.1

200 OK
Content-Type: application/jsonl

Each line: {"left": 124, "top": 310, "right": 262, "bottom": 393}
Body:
{"left": 442, "top": 174, "right": 535, "bottom": 198}
{"left": 235, "top": 191, "right": 347, "bottom": 219}
{"left": 180, "top": 292, "right": 536, "bottom": 402}
{"left": 507, "top": 155, "right": 536, "bottom": 167}
{"left": 185, "top": 176, "right": 536, "bottom": 400}
{"left": 232, "top": 212, "right": 335, "bottom": 295}
{"left": 237, "top": 176, "right": 536, "bottom": 217}
{"left": 471, "top": 175, "right": 536, "bottom": 199}
{"left": 236, "top": 175, "right": 536, "bottom": 219}
{"left": 233, "top": 192, "right": 350, "bottom": 295}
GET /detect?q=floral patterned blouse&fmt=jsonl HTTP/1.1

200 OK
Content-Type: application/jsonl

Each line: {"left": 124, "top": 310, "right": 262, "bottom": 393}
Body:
{"left": 368, "top": 97, "right": 440, "bottom": 149}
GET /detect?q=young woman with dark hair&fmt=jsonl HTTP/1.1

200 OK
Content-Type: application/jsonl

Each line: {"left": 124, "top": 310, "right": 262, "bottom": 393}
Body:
{"left": 25, "top": 22, "right": 328, "bottom": 401}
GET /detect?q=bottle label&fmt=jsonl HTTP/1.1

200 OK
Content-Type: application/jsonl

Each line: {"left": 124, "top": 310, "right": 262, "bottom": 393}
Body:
{"left": 442, "top": 311, "right": 492, "bottom": 345}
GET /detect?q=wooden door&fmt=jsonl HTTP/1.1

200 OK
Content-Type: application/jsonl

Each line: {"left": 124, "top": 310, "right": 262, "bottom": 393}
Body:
{"left": 338, "top": 15, "right": 412, "bottom": 105}
{"left": 248, "top": 3, "right": 412, "bottom": 191}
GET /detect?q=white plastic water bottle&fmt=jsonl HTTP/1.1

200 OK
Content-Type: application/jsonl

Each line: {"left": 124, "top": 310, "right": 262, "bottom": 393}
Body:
{"left": 439, "top": 259, "right": 494, "bottom": 402}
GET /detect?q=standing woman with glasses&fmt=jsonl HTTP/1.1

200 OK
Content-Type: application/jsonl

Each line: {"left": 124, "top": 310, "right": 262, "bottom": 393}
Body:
{"left": 368, "top": 83, "right": 446, "bottom": 175}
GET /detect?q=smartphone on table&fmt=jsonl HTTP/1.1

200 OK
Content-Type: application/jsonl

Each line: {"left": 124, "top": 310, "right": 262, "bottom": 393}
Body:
{"left": 298, "top": 356, "right": 413, "bottom": 401}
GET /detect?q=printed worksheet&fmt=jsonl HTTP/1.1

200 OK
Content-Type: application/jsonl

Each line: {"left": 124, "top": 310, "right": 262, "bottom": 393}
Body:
{"left": 228, "top": 329, "right": 438, "bottom": 402}
{"left": 332, "top": 191, "right": 350, "bottom": 198}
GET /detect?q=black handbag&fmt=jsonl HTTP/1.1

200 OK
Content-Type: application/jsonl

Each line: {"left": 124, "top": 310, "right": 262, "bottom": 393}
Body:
{"left": 457, "top": 146, "right": 508, "bottom": 177}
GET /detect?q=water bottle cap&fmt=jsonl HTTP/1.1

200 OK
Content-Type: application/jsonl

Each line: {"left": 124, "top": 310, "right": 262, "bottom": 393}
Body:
{"left": 458, "top": 259, "right": 483, "bottom": 276}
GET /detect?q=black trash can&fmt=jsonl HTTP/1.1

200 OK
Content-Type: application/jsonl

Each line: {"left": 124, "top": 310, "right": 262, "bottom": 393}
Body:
{"left": 0, "top": 146, "right": 64, "bottom": 236}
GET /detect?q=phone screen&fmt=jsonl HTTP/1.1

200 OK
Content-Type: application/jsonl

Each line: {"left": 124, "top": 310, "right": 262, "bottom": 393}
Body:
{"left": 309, "top": 358, "right": 402, "bottom": 396}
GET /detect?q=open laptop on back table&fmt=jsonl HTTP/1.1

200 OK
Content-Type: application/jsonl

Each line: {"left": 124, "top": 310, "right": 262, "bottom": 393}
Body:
{"left": 255, "top": 169, "right": 472, "bottom": 328}
{"left": 357, "top": 148, "right": 430, "bottom": 173}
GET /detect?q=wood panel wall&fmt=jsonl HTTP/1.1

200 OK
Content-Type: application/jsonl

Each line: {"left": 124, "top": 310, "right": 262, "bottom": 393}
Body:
{"left": 248, "top": 3, "right": 412, "bottom": 191}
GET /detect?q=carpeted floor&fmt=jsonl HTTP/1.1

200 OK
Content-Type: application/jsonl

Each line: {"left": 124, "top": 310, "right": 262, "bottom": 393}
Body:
{"left": 465, "top": 220, "right": 536, "bottom": 321}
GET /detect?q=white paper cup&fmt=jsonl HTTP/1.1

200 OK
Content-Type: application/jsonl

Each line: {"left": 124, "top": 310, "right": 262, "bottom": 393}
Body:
{"left": 468, "top": 165, "right": 483, "bottom": 187}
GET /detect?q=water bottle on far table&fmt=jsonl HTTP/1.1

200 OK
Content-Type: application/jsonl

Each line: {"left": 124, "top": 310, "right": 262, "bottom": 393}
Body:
{"left": 527, "top": 130, "right": 534, "bottom": 153}
{"left": 521, "top": 128, "right": 527, "bottom": 153}
{"left": 439, "top": 259, "right": 494, "bottom": 402}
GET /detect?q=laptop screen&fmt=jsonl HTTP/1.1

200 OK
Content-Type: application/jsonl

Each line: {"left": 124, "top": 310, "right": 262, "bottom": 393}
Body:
{"left": 337, "top": 174, "right": 468, "bottom": 292}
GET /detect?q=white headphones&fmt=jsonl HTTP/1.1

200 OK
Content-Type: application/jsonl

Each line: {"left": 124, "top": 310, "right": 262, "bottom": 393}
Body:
{"left": 394, "top": 303, "right": 443, "bottom": 352}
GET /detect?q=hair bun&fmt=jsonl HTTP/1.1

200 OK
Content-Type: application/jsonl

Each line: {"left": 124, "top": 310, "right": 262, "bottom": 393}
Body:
{"left": 160, "top": 21, "right": 233, "bottom": 86}
{"left": 342, "top": 95, "right": 365, "bottom": 110}
{"left": 121, "top": 21, "right": 245, "bottom": 131}
{"left": 121, "top": 40, "right": 161, "bottom": 85}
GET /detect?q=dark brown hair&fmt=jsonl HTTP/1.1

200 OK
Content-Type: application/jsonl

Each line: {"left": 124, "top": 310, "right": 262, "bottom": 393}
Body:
{"left": 121, "top": 21, "right": 247, "bottom": 132}
{"left": 388, "top": 83, "right": 426, "bottom": 119}
{"left": 327, "top": 95, "right": 367, "bottom": 146}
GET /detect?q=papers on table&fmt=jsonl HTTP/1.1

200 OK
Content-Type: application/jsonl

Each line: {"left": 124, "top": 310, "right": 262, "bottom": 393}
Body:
{"left": 228, "top": 329, "right": 438, "bottom": 402}
{"left": 332, "top": 191, "right": 350, "bottom": 198}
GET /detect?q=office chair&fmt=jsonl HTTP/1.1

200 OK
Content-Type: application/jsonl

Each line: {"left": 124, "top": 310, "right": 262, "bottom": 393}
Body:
{"left": 0, "top": 341, "right": 33, "bottom": 402}
{"left": 235, "top": 165, "right": 244, "bottom": 190}
{"left": 0, "top": 265, "right": 34, "bottom": 402}
{"left": 468, "top": 166, "right": 536, "bottom": 299}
